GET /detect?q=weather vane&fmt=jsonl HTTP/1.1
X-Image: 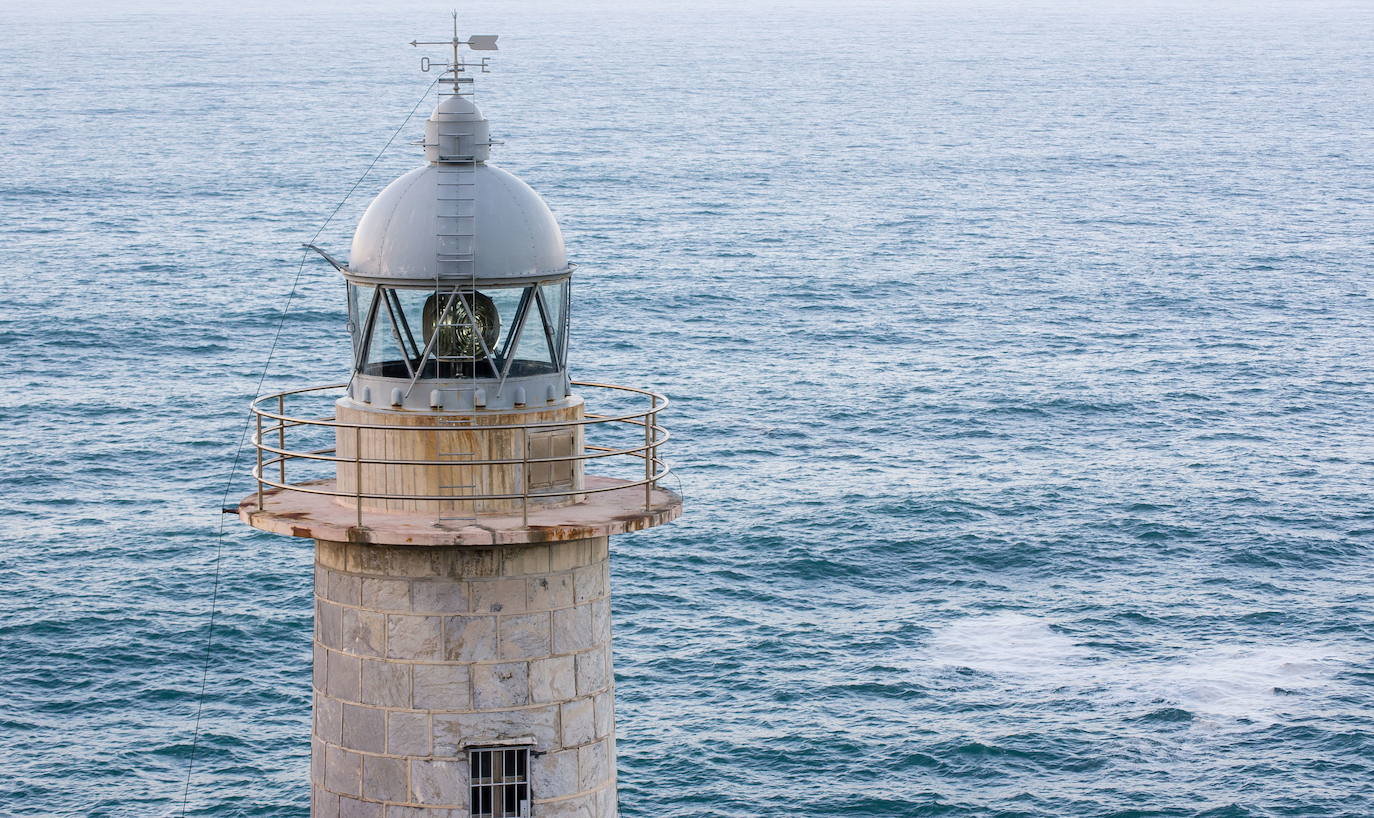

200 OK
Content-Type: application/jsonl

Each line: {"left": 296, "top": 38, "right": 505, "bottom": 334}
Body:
{"left": 411, "top": 11, "right": 499, "bottom": 95}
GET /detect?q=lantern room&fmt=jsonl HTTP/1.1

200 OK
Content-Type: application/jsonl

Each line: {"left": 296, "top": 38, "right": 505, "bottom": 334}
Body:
{"left": 339, "top": 94, "right": 572, "bottom": 412}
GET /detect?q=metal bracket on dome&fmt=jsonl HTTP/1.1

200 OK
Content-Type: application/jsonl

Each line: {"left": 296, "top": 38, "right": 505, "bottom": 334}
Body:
{"left": 304, "top": 243, "right": 348, "bottom": 273}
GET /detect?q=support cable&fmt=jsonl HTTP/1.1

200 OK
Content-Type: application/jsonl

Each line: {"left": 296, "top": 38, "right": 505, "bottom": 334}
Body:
{"left": 178, "top": 75, "right": 441, "bottom": 816}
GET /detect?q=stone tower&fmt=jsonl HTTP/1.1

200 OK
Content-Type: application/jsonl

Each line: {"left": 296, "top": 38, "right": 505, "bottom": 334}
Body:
{"left": 238, "top": 23, "right": 680, "bottom": 818}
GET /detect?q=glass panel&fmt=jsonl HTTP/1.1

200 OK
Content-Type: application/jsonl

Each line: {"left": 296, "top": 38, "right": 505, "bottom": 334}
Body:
{"left": 362, "top": 288, "right": 410, "bottom": 377}
{"left": 541, "top": 280, "right": 569, "bottom": 368}
{"left": 503, "top": 280, "right": 568, "bottom": 376}
{"left": 347, "top": 284, "right": 375, "bottom": 367}
{"left": 485, "top": 286, "right": 525, "bottom": 357}
{"left": 357, "top": 283, "right": 568, "bottom": 380}
{"left": 514, "top": 309, "right": 554, "bottom": 370}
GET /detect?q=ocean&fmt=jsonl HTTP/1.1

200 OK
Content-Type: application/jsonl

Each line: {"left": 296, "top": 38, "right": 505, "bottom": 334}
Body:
{"left": 1, "top": 0, "right": 1372, "bottom": 815}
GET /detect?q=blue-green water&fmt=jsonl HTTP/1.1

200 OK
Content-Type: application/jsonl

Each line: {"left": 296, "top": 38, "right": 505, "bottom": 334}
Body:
{"left": 2, "top": 0, "right": 1373, "bottom": 815}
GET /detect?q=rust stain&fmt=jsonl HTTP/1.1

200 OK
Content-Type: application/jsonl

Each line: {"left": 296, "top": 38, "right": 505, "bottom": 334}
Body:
{"left": 527, "top": 525, "right": 595, "bottom": 541}
{"left": 291, "top": 526, "right": 313, "bottom": 538}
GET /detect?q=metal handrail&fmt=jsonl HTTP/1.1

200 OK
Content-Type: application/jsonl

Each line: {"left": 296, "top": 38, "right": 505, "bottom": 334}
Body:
{"left": 251, "top": 429, "right": 670, "bottom": 467}
{"left": 249, "top": 381, "right": 669, "bottom": 430}
{"left": 248, "top": 462, "right": 671, "bottom": 503}
{"left": 246, "top": 381, "right": 672, "bottom": 522}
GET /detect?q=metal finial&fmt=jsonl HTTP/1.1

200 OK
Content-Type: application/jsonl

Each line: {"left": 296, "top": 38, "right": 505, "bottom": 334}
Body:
{"left": 410, "top": 11, "right": 499, "bottom": 95}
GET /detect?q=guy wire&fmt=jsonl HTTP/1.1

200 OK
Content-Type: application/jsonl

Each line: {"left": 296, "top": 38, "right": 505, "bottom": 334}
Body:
{"left": 178, "top": 75, "right": 442, "bottom": 816}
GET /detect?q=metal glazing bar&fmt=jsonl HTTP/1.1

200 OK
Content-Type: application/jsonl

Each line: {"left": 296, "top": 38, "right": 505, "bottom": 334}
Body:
{"left": 560, "top": 280, "right": 571, "bottom": 368}
{"left": 433, "top": 276, "right": 442, "bottom": 389}
{"left": 496, "top": 289, "right": 534, "bottom": 391}
{"left": 452, "top": 292, "right": 502, "bottom": 379}
{"left": 345, "top": 283, "right": 359, "bottom": 363}
{"left": 532, "top": 286, "right": 562, "bottom": 371}
{"left": 355, "top": 288, "right": 382, "bottom": 373}
{"left": 499, "top": 287, "right": 534, "bottom": 361}
{"left": 403, "top": 288, "right": 463, "bottom": 398}
{"left": 381, "top": 290, "right": 417, "bottom": 379}
{"left": 387, "top": 288, "right": 422, "bottom": 363}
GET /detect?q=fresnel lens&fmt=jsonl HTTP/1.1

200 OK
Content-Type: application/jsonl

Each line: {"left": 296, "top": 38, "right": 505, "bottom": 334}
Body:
{"left": 422, "top": 291, "right": 500, "bottom": 361}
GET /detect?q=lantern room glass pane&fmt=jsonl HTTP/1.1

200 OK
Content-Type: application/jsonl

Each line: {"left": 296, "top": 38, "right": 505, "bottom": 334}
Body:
{"left": 356, "top": 282, "right": 569, "bottom": 379}
{"left": 541, "top": 280, "right": 569, "bottom": 366}
{"left": 363, "top": 290, "right": 411, "bottom": 377}
{"left": 502, "top": 279, "right": 567, "bottom": 377}
{"left": 515, "top": 314, "right": 553, "bottom": 370}
{"left": 348, "top": 284, "right": 374, "bottom": 362}
{"left": 485, "top": 287, "right": 525, "bottom": 356}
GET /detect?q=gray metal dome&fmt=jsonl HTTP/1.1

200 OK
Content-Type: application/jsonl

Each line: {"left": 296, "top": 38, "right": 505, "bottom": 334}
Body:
{"left": 346, "top": 96, "right": 570, "bottom": 286}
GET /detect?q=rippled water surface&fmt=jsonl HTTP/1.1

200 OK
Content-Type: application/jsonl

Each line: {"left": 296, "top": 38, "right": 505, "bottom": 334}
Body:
{"left": 2, "top": 0, "right": 1373, "bottom": 815}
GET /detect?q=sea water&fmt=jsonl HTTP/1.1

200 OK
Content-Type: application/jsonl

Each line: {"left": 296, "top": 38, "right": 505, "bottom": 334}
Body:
{"left": 1, "top": 0, "right": 1372, "bottom": 815}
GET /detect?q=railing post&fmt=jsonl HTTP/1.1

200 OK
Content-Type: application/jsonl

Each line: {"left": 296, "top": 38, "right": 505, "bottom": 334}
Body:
{"left": 644, "top": 396, "right": 653, "bottom": 511}
{"left": 277, "top": 394, "right": 286, "bottom": 484}
{"left": 255, "top": 409, "right": 264, "bottom": 511}
{"left": 354, "top": 425, "right": 363, "bottom": 530}
{"left": 520, "top": 425, "right": 529, "bottom": 528}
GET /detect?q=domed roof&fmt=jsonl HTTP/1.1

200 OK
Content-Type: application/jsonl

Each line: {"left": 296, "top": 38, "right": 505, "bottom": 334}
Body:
{"left": 346, "top": 96, "right": 569, "bottom": 286}
{"left": 347, "top": 163, "right": 569, "bottom": 285}
{"left": 431, "top": 93, "right": 483, "bottom": 118}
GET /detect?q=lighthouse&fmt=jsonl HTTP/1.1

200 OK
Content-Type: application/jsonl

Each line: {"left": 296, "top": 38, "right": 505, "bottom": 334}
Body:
{"left": 238, "top": 21, "right": 681, "bottom": 818}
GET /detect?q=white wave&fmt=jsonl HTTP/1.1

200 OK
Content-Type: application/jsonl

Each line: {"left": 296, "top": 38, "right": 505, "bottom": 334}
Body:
{"left": 926, "top": 613, "right": 1095, "bottom": 677}
{"left": 924, "top": 615, "right": 1347, "bottom": 724}
{"left": 1124, "top": 645, "right": 1345, "bottom": 721}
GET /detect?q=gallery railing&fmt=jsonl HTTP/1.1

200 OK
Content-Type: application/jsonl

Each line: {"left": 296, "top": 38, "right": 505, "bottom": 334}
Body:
{"left": 247, "top": 381, "right": 671, "bottom": 527}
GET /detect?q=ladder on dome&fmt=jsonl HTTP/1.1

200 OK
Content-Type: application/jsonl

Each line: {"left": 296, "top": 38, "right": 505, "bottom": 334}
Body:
{"left": 433, "top": 123, "right": 483, "bottom": 527}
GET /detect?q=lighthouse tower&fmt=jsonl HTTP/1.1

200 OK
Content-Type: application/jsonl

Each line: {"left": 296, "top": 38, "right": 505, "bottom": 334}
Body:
{"left": 239, "top": 23, "right": 680, "bottom": 818}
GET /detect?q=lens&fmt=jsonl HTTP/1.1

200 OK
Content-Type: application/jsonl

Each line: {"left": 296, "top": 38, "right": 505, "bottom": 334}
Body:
{"left": 423, "top": 290, "right": 501, "bottom": 361}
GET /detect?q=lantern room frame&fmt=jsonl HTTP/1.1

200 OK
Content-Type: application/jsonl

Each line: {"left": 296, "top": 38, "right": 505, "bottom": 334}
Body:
{"left": 348, "top": 278, "right": 570, "bottom": 385}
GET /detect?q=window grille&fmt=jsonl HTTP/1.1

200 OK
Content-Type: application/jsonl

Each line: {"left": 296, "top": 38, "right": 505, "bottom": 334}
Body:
{"left": 469, "top": 746, "right": 531, "bottom": 818}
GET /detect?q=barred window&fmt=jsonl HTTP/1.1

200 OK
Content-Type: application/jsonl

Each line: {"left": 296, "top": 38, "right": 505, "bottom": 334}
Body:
{"left": 470, "top": 746, "right": 531, "bottom": 818}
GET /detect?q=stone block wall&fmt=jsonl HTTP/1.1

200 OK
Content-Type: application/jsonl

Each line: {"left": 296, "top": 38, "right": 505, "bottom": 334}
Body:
{"left": 311, "top": 537, "right": 617, "bottom": 818}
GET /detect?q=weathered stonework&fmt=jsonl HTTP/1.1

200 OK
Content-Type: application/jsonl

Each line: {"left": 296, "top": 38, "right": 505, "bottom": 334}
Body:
{"left": 311, "top": 537, "right": 617, "bottom": 818}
